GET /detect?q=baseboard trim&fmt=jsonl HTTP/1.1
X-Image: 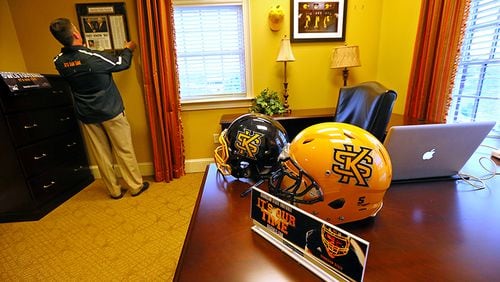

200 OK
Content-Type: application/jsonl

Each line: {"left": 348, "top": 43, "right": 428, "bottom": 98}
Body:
{"left": 89, "top": 158, "right": 213, "bottom": 178}
{"left": 184, "top": 158, "right": 213, "bottom": 173}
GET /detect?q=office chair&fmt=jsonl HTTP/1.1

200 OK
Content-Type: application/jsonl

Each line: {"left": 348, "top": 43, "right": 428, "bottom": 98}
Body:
{"left": 333, "top": 81, "right": 397, "bottom": 142}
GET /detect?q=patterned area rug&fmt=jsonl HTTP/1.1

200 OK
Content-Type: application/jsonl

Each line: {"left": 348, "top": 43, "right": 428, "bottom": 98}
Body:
{"left": 0, "top": 173, "right": 203, "bottom": 281}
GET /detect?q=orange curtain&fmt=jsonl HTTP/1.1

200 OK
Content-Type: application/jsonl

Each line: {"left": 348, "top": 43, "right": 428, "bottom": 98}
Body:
{"left": 405, "top": 0, "right": 470, "bottom": 123}
{"left": 136, "top": 0, "right": 185, "bottom": 182}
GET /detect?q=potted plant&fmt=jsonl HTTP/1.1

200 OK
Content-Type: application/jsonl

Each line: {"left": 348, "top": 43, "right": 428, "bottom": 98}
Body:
{"left": 249, "top": 88, "right": 286, "bottom": 116}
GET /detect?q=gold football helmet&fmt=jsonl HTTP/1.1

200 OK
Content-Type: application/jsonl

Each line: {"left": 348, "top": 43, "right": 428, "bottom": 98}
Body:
{"left": 269, "top": 122, "right": 392, "bottom": 224}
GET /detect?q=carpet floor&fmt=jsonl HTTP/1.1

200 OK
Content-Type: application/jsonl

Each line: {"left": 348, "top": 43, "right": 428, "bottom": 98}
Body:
{"left": 0, "top": 172, "right": 204, "bottom": 281}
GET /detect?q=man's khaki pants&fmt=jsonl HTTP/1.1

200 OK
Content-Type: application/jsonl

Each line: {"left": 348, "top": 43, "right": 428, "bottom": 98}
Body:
{"left": 81, "top": 112, "right": 143, "bottom": 197}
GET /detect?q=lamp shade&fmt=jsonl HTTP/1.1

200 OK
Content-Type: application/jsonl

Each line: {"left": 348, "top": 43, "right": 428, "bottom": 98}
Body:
{"left": 276, "top": 36, "right": 296, "bottom": 62}
{"left": 330, "top": 45, "right": 361, "bottom": 68}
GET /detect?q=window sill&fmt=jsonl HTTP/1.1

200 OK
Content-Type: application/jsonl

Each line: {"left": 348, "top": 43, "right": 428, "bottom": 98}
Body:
{"left": 181, "top": 97, "right": 253, "bottom": 111}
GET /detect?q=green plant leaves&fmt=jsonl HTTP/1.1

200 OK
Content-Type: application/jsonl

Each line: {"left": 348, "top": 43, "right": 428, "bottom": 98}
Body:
{"left": 249, "top": 88, "right": 285, "bottom": 115}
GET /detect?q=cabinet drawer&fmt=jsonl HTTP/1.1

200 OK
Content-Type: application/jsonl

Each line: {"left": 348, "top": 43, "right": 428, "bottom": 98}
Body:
{"left": 17, "top": 130, "right": 86, "bottom": 177}
{"left": 0, "top": 75, "right": 73, "bottom": 113}
{"left": 6, "top": 106, "right": 78, "bottom": 146}
{"left": 28, "top": 156, "right": 91, "bottom": 203}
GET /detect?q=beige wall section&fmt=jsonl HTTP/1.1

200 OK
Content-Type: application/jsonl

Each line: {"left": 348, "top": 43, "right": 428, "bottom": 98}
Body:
{"left": 3, "top": 0, "right": 421, "bottom": 171}
{"left": 0, "top": 0, "right": 26, "bottom": 71}
{"left": 377, "top": 0, "right": 422, "bottom": 114}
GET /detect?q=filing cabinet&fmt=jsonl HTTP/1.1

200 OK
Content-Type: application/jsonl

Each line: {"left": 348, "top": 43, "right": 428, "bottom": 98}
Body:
{"left": 0, "top": 73, "right": 94, "bottom": 222}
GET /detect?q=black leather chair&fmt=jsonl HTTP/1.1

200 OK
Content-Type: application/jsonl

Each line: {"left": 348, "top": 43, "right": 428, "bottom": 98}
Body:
{"left": 333, "top": 81, "right": 397, "bottom": 141}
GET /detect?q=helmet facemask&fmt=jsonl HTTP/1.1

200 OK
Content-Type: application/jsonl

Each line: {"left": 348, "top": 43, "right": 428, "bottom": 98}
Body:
{"left": 214, "top": 129, "right": 232, "bottom": 176}
{"left": 268, "top": 145, "right": 324, "bottom": 204}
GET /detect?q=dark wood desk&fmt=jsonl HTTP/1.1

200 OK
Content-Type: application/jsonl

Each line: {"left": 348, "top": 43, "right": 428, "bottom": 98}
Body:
{"left": 219, "top": 108, "right": 423, "bottom": 139}
{"left": 220, "top": 108, "right": 336, "bottom": 138}
{"left": 174, "top": 141, "right": 500, "bottom": 281}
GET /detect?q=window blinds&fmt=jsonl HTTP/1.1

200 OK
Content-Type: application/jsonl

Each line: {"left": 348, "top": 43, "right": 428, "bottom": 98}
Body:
{"left": 174, "top": 5, "right": 247, "bottom": 100}
{"left": 448, "top": 0, "right": 499, "bottom": 137}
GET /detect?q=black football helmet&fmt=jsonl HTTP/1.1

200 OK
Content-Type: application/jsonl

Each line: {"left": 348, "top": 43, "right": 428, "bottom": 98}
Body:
{"left": 214, "top": 113, "right": 288, "bottom": 179}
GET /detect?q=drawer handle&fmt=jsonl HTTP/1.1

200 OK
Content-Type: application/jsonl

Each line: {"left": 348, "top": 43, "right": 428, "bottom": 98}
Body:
{"left": 23, "top": 123, "right": 38, "bottom": 129}
{"left": 43, "top": 181, "right": 56, "bottom": 189}
{"left": 66, "top": 142, "right": 77, "bottom": 148}
{"left": 33, "top": 153, "right": 48, "bottom": 160}
{"left": 74, "top": 166, "right": 84, "bottom": 172}
{"left": 59, "top": 117, "right": 71, "bottom": 121}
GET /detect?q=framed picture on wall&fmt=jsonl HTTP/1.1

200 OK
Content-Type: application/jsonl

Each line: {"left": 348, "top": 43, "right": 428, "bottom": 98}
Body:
{"left": 290, "top": 0, "right": 347, "bottom": 42}
{"left": 75, "top": 2, "right": 130, "bottom": 54}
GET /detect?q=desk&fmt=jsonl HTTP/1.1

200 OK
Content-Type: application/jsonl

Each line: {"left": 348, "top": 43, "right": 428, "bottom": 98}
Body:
{"left": 219, "top": 108, "right": 422, "bottom": 139}
{"left": 174, "top": 141, "right": 500, "bottom": 281}
{"left": 220, "top": 108, "right": 335, "bottom": 138}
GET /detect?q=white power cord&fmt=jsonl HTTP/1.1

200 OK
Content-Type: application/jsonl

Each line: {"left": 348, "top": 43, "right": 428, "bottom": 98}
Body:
{"left": 458, "top": 144, "right": 499, "bottom": 190}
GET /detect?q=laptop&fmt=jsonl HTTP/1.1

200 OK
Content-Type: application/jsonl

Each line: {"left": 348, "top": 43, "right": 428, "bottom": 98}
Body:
{"left": 383, "top": 121, "right": 496, "bottom": 183}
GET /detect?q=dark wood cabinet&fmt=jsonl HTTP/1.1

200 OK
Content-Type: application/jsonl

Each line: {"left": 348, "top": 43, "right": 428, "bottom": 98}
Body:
{"left": 0, "top": 73, "right": 94, "bottom": 222}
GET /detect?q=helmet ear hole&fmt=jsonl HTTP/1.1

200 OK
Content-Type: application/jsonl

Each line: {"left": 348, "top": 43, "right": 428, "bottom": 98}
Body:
{"left": 239, "top": 161, "right": 250, "bottom": 169}
{"left": 328, "top": 198, "right": 345, "bottom": 209}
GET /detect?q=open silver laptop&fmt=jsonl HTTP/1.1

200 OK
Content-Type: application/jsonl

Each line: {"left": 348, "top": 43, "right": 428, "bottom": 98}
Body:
{"left": 383, "top": 121, "right": 496, "bottom": 183}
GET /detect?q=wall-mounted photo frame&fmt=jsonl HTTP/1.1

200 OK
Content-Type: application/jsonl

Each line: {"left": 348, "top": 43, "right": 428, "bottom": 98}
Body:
{"left": 75, "top": 2, "right": 130, "bottom": 54}
{"left": 290, "top": 0, "right": 347, "bottom": 42}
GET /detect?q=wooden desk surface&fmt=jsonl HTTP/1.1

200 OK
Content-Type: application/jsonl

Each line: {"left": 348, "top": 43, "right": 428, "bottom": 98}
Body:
{"left": 174, "top": 141, "right": 500, "bottom": 281}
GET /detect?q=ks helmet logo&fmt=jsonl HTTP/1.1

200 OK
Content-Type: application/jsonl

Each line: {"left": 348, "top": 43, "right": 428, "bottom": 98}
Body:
{"left": 332, "top": 144, "right": 373, "bottom": 187}
{"left": 235, "top": 129, "right": 264, "bottom": 159}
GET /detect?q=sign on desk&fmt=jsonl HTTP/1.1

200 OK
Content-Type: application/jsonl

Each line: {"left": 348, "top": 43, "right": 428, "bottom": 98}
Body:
{"left": 251, "top": 186, "right": 369, "bottom": 282}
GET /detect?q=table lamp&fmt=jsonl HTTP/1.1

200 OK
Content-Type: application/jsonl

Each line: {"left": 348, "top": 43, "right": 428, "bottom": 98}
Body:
{"left": 276, "top": 35, "right": 295, "bottom": 112}
{"left": 330, "top": 45, "right": 361, "bottom": 86}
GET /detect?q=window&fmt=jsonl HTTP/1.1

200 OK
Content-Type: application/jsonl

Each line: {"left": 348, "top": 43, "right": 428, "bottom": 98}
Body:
{"left": 447, "top": 0, "right": 499, "bottom": 138}
{"left": 173, "top": 0, "right": 252, "bottom": 108}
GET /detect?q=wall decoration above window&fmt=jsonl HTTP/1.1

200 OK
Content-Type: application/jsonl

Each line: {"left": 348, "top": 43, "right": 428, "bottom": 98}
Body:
{"left": 291, "top": 0, "right": 347, "bottom": 42}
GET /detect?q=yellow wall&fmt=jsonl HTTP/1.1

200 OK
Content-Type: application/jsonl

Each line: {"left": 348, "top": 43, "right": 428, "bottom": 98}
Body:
{"left": 249, "top": 0, "right": 385, "bottom": 110}
{"left": 2, "top": 0, "right": 421, "bottom": 167}
{"left": 377, "top": 0, "right": 421, "bottom": 114}
{"left": 5, "top": 0, "right": 152, "bottom": 165}
{"left": 0, "top": 0, "right": 26, "bottom": 71}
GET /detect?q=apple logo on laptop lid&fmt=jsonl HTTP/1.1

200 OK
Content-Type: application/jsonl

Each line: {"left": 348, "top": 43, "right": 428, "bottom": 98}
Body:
{"left": 422, "top": 149, "right": 436, "bottom": 160}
